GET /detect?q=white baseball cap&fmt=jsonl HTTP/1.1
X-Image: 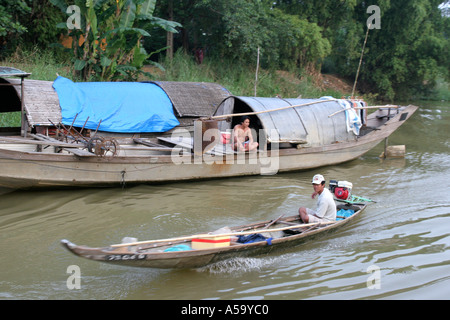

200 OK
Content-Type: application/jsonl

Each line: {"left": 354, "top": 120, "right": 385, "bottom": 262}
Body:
{"left": 312, "top": 174, "right": 325, "bottom": 185}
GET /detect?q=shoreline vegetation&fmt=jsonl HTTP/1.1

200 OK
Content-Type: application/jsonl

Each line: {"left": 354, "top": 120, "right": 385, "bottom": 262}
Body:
{"left": 3, "top": 46, "right": 448, "bottom": 100}
{"left": 0, "top": 46, "right": 448, "bottom": 127}
{"left": 1, "top": 47, "right": 354, "bottom": 97}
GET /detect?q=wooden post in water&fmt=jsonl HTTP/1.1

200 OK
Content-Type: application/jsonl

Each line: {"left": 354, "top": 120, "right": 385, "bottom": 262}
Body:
{"left": 380, "top": 137, "right": 406, "bottom": 158}
{"left": 380, "top": 144, "right": 406, "bottom": 158}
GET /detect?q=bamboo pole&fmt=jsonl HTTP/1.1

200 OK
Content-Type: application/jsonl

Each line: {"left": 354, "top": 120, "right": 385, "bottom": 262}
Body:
{"left": 262, "top": 214, "right": 284, "bottom": 229}
{"left": 210, "top": 98, "right": 338, "bottom": 120}
{"left": 352, "top": 24, "right": 371, "bottom": 98}
{"left": 254, "top": 47, "right": 260, "bottom": 97}
{"left": 327, "top": 105, "right": 400, "bottom": 118}
{"left": 110, "top": 220, "right": 336, "bottom": 248}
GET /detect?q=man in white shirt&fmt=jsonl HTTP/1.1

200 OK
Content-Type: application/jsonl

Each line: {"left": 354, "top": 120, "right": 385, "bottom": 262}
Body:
{"left": 299, "top": 174, "right": 336, "bottom": 223}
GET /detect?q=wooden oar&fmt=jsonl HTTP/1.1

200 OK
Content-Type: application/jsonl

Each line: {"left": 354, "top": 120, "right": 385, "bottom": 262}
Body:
{"left": 110, "top": 220, "right": 336, "bottom": 248}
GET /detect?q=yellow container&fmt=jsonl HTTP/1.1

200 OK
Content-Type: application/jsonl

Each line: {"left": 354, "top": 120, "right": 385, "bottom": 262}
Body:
{"left": 191, "top": 235, "right": 230, "bottom": 249}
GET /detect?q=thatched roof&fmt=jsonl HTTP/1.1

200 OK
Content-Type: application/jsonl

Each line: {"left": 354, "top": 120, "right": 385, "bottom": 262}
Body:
{"left": 23, "top": 79, "right": 62, "bottom": 126}
{"left": 151, "top": 81, "right": 231, "bottom": 117}
{"left": 0, "top": 78, "right": 61, "bottom": 126}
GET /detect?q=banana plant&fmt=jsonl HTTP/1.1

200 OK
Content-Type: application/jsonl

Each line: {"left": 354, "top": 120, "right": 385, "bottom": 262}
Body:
{"left": 51, "top": 0, "right": 180, "bottom": 81}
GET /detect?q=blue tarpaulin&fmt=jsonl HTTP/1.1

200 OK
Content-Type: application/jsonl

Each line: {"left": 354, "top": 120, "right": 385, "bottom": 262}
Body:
{"left": 336, "top": 209, "right": 355, "bottom": 221}
{"left": 52, "top": 76, "right": 179, "bottom": 133}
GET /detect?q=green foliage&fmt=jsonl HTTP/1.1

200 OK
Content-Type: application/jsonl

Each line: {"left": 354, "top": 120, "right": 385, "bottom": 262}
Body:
{"left": 160, "top": 50, "right": 343, "bottom": 98}
{"left": 271, "top": 9, "right": 331, "bottom": 72}
{"left": 1, "top": 46, "right": 73, "bottom": 81}
{"left": 352, "top": 0, "right": 450, "bottom": 100}
{"left": 0, "top": 1, "right": 65, "bottom": 57}
{"left": 0, "top": 0, "right": 31, "bottom": 56}
{"left": 0, "top": 0, "right": 30, "bottom": 36}
{"left": 1, "top": 0, "right": 448, "bottom": 100}
{"left": 50, "top": 0, "right": 180, "bottom": 81}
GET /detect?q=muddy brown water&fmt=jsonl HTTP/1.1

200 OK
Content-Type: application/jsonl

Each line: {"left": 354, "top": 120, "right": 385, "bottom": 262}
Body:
{"left": 0, "top": 101, "right": 449, "bottom": 300}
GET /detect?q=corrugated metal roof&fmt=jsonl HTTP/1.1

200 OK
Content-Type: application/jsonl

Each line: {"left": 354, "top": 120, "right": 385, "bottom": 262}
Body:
{"left": 0, "top": 66, "right": 31, "bottom": 77}
{"left": 214, "top": 96, "right": 356, "bottom": 146}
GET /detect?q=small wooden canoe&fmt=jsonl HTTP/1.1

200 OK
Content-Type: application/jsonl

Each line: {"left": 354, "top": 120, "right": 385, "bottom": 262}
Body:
{"left": 61, "top": 203, "right": 366, "bottom": 269}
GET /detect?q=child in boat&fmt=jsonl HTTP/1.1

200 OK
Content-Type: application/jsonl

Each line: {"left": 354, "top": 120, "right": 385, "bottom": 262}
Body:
{"left": 233, "top": 116, "right": 259, "bottom": 152}
{"left": 298, "top": 174, "right": 336, "bottom": 223}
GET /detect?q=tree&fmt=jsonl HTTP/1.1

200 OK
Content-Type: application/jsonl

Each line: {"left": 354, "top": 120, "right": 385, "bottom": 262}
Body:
{"left": 51, "top": 0, "right": 180, "bottom": 81}
{"left": 271, "top": 9, "right": 331, "bottom": 73}
{"left": 0, "top": 0, "right": 30, "bottom": 56}
{"left": 154, "top": 0, "right": 331, "bottom": 72}
{"left": 354, "top": 0, "right": 449, "bottom": 100}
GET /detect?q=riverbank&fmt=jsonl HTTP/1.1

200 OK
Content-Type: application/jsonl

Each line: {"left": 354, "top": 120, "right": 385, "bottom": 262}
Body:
{"left": 1, "top": 47, "right": 448, "bottom": 102}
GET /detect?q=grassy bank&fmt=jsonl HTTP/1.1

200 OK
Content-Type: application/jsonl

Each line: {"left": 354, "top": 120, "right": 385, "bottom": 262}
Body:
{"left": 1, "top": 47, "right": 447, "bottom": 110}
{"left": 154, "top": 51, "right": 348, "bottom": 98}
{"left": 1, "top": 47, "right": 351, "bottom": 98}
{"left": 1, "top": 47, "right": 74, "bottom": 81}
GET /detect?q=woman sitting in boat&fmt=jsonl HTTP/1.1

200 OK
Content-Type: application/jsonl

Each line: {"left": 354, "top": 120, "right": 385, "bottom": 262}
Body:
{"left": 298, "top": 174, "right": 336, "bottom": 223}
{"left": 233, "top": 116, "right": 259, "bottom": 152}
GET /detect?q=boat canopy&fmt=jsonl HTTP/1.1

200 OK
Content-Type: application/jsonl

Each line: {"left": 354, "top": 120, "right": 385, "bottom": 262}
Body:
{"left": 214, "top": 96, "right": 363, "bottom": 146}
{"left": 0, "top": 69, "right": 230, "bottom": 133}
{"left": 0, "top": 67, "right": 31, "bottom": 113}
{"left": 151, "top": 81, "right": 230, "bottom": 118}
{"left": 0, "top": 66, "right": 31, "bottom": 78}
{"left": 53, "top": 76, "right": 180, "bottom": 133}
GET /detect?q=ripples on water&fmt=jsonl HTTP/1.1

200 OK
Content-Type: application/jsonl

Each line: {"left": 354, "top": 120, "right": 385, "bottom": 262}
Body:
{"left": 0, "top": 102, "right": 449, "bottom": 300}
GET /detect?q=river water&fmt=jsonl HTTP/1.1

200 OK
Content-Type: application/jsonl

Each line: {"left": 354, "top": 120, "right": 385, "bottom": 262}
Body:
{"left": 0, "top": 101, "right": 449, "bottom": 301}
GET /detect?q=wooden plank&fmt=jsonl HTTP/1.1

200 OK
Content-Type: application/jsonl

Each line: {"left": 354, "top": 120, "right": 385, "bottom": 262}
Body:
{"left": 133, "top": 138, "right": 171, "bottom": 149}
{"left": 0, "top": 136, "right": 81, "bottom": 148}
{"left": 63, "top": 148, "right": 93, "bottom": 157}
{"left": 31, "top": 133, "right": 60, "bottom": 143}
{"left": 158, "top": 136, "right": 236, "bottom": 156}
{"left": 158, "top": 136, "right": 193, "bottom": 150}
{"left": 120, "top": 145, "right": 181, "bottom": 152}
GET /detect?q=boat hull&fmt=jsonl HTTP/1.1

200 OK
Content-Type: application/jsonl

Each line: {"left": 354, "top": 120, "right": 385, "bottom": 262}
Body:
{"left": 0, "top": 105, "right": 417, "bottom": 189}
{"left": 61, "top": 205, "right": 366, "bottom": 269}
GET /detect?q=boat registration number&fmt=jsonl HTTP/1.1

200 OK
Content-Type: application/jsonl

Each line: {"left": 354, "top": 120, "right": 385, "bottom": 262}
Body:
{"left": 106, "top": 254, "right": 146, "bottom": 261}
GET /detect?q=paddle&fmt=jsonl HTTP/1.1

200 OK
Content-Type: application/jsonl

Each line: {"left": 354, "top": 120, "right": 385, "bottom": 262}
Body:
{"left": 110, "top": 219, "right": 336, "bottom": 248}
